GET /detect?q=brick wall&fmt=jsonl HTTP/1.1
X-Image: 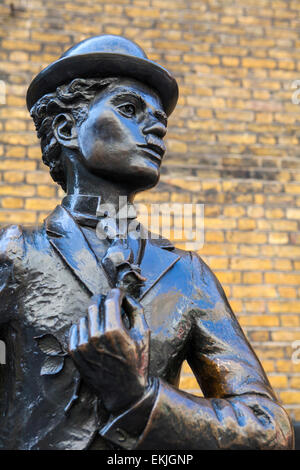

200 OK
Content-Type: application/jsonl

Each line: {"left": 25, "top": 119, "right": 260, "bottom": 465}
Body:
{"left": 0, "top": 0, "right": 300, "bottom": 421}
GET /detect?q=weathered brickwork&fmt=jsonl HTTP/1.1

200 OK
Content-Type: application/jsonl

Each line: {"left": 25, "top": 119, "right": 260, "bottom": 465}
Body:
{"left": 0, "top": 0, "right": 300, "bottom": 420}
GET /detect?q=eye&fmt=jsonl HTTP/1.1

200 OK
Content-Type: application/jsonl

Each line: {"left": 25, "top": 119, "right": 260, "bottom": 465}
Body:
{"left": 118, "top": 103, "right": 136, "bottom": 118}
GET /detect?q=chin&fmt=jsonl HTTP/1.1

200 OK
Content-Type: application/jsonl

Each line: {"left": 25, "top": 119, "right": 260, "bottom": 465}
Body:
{"left": 129, "top": 161, "right": 160, "bottom": 190}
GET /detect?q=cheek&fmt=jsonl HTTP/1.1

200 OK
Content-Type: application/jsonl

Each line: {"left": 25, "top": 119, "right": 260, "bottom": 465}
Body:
{"left": 77, "top": 118, "right": 111, "bottom": 163}
{"left": 94, "top": 111, "right": 120, "bottom": 141}
{"left": 93, "top": 108, "right": 131, "bottom": 143}
{"left": 93, "top": 109, "right": 142, "bottom": 149}
{"left": 77, "top": 108, "right": 144, "bottom": 168}
{"left": 79, "top": 114, "right": 121, "bottom": 151}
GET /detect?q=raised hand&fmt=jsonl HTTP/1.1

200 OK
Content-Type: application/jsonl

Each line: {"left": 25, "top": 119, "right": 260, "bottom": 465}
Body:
{"left": 68, "top": 288, "right": 150, "bottom": 414}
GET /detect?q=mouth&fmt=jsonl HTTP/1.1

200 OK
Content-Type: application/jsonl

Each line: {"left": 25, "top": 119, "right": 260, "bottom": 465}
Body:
{"left": 138, "top": 140, "right": 166, "bottom": 162}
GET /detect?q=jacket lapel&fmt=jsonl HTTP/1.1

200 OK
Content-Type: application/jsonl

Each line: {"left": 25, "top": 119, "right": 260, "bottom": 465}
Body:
{"left": 138, "top": 229, "right": 181, "bottom": 301}
{"left": 45, "top": 206, "right": 181, "bottom": 300}
{"left": 45, "top": 205, "right": 112, "bottom": 296}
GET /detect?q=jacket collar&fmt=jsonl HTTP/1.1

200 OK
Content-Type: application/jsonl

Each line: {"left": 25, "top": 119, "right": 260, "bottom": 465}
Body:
{"left": 61, "top": 194, "right": 137, "bottom": 229}
{"left": 45, "top": 205, "right": 180, "bottom": 301}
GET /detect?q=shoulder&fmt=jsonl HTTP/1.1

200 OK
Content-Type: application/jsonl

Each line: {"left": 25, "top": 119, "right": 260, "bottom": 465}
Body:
{"left": 170, "top": 245, "right": 217, "bottom": 286}
{"left": 189, "top": 250, "right": 218, "bottom": 283}
{"left": 0, "top": 223, "right": 47, "bottom": 261}
{"left": 152, "top": 240, "right": 231, "bottom": 317}
{"left": 147, "top": 233, "right": 220, "bottom": 293}
{"left": 148, "top": 233, "right": 193, "bottom": 268}
{"left": 0, "top": 224, "right": 25, "bottom": 258}
{"left": 146, "top": 231, "right": 221, "bottom": 287}
{"left": 188, "top": 250, "right": 220, "bottom": 284}
{"left": 187, "top": 250, "right": 232, "bottom": 311}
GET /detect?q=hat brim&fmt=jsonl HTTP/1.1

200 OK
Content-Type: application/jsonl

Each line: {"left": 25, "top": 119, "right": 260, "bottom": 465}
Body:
{"left": 26, "top": 53, "right": 179, "bottom": 116}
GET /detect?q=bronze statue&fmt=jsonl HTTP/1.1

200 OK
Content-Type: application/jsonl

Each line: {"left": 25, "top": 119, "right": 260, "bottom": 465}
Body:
{"left": 0, "top": 35, "right": 294, "bottom": 450}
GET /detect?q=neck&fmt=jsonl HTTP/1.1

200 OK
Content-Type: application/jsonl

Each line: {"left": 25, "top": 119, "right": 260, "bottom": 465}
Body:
{"left": 63, "top": 152, "right": 136, "bottom": 214}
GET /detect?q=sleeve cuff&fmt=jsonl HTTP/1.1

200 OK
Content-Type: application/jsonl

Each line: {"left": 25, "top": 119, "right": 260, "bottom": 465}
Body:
{"left": 99, "top": 377, "right": 159, "bottom": 449}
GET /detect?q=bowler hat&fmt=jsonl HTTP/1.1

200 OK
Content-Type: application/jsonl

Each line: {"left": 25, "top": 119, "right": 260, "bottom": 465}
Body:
{"left": 26, "top": 35, "right": 179, "bottom": 116}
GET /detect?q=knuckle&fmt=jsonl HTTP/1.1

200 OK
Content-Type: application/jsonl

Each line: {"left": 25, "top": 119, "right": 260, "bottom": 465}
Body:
{"left": 89, "top": 332, "right": 102, "bottom": 344}
{"left": 78, "top": 341, "right": 88, "bottom": 351}
{"left": 104, "top": 297, "right": 115, "bottom": 310}
{"left": 88, "top": 303, "right": 99, "bottom": 316}
{"left": 68, "top": 346, "right": 76, "bottom": 355}
{"left": 105, "top": 328, "right": 127, "bottom": 342}
{"left": 105, "top": 327, "right": 120, "bottom": 337}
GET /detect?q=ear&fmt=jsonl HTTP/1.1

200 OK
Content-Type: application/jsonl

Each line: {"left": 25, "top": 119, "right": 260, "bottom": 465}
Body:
{"left": 52, "top": 113, "right": 78, "bottom": 149}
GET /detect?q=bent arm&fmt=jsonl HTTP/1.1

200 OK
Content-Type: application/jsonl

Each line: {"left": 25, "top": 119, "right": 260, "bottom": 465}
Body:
{"left": 134, "top": 381, "right": 292, "bottom": 449}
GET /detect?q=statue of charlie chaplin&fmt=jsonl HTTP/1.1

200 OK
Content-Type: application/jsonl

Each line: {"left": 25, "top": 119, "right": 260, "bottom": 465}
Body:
{"left": 0, "top": 35, "right": 294, "bottom": 450}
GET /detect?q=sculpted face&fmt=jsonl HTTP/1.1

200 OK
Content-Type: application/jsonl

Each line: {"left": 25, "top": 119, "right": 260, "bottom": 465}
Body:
{"left": 76, "top": 78, "right": 168, "bottom": 190}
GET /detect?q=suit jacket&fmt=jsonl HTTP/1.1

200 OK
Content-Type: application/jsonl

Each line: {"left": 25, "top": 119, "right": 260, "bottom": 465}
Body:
{"left": 0, "top": 205, "right": 294, "bottom": 449}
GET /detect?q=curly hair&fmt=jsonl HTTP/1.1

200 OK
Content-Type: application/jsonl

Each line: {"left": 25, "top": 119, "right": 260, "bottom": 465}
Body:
{"left": 30, "top": 77, "right": 118, "bottom": 191}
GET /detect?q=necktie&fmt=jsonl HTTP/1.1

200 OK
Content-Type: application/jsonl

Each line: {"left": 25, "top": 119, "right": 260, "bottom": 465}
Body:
{"left": 101, "top": 235, "right": 146, "bottom": 299}
{"left": 61, "top": 196, "right": 146, "bottom": 297}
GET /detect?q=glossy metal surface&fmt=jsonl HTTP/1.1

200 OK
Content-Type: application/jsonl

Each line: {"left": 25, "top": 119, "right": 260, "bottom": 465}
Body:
{"left": 0, "top": 35, "right": 294, "bottom": 450}
{"left": 0, "top": 209, "right": 294, "bottom": 449}
{"left": 26, "top": 35, "right": 178, "bottom": 116}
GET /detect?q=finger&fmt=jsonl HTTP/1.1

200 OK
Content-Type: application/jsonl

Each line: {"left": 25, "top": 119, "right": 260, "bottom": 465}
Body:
{"left": 104, "top": 288, "right": 126, "bottom": 332}
{"left": 123, "top": 295, "right": 149, "bottom": 336}
{"left": 78, "top": 317, "right": 89, "bottom": 346}
{"left": 88, "top": 294, "right": 104, "bottom": 338}
{"left": 69, "top": 324, "right": 78, "bottom": 353}
{"left": 69, "top": 324, "right": 90, "bottom": 370}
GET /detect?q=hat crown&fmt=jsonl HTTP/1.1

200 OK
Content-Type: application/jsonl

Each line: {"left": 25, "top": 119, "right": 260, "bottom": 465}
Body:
{"left": 61, "top": 35, "right": 148, "bottom": 60}
{"left": 27, "top": 34, "right": 178, "bottom": 115}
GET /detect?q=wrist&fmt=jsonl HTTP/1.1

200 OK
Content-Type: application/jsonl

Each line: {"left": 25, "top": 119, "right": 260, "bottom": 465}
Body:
{"left": 107, "top": 382, "right": 147, "bottom": 414}
{"left": 99, "top": 377, "right": 159, "bottom": 449}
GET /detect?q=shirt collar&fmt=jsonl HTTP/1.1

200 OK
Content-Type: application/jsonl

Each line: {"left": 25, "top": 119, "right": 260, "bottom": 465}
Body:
{"left": 61, "top": 194, "right": 137, "bottom": 228}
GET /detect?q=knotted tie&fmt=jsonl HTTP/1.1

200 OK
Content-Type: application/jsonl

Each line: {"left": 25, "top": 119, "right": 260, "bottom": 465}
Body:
{"left": 101, "top": 235, "right": 146, "bottom": 299}
{"left": 61, "top": 195, "right": 146, "bottom": 297}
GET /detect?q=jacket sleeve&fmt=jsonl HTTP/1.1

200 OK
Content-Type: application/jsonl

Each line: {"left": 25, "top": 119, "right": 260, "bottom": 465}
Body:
{"left": 0, "top": 225, "right": 24, "bottom": 325}
{"left": 101, "top": 251, "right": 294, "bottom": 450}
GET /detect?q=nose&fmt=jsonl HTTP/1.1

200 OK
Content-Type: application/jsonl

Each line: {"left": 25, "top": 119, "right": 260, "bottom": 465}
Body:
{"left": 142, "top": 119, "right": 167, "bottom": 139}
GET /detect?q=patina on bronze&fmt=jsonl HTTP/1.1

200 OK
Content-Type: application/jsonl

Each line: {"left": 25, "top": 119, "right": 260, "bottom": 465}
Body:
{"left": 0, "top": 35, "right": 294, "bottom": 450}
